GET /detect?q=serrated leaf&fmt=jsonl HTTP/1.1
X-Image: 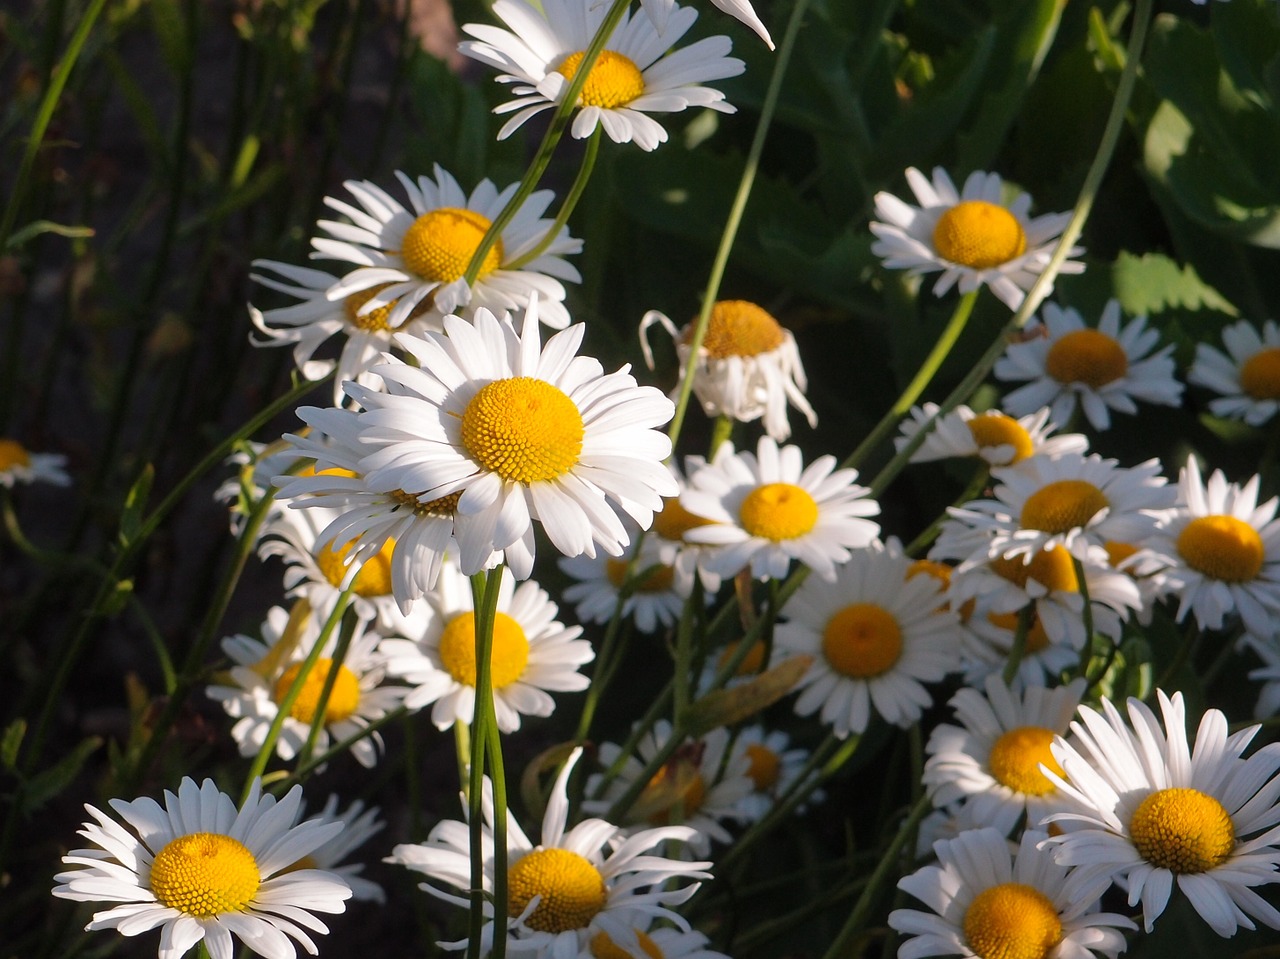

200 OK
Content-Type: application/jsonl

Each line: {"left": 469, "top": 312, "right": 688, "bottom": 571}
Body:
{"left": 1, "top": 719, "right": 26, "bottom": 770}
{"left": 21, "top": 736, "right": 102, "bottom": 813}
{"left": 683, "top": 655, "right": 813, "bottom": 737}
{"left": 1111, "top": 252, "right": 1237, "bottom": 316}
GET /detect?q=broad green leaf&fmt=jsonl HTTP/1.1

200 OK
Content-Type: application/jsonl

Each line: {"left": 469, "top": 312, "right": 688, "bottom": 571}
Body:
{"left": 1111, "top": 252, "right": 1236, "bottom": 317}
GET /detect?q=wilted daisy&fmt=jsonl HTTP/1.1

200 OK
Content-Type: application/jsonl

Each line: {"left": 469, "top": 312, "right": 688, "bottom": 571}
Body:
{"left": 869, "top": 167, "right": 1082, "bottom": 311}
{"left": 1044, "top": 690, "right": 1280, "bottom": 936}
{"left": 995, "top": 299, "right": 1183, "bottom": 431}
{"left": 559, "top": 531, "right": 694, "bottom": 634}
{"left": 890, "top": 827, "right": 1135, "bottom": 959}
{"left": 923, "top": 676, "right": 1086, "bottom": 836}
{"left": 52, "top": 777, "right": 351, "bottom": 959}
{"left": 0, "top": 437, "right": 69, "bottom": 488}
{"left": 1188, "top": 319, "right": 1280, "bottom": 426}
{"left": 310, "top": 166, "right": 581, "bottom": 330}
{"left": 774, "top": 539, "right": 961, "bottom": 738}
{"left": 680, "top": 436, "right": 880, "bottom": 581}
{"left": 641, "top": 300, "right": 817, "bottom": 441}
{"left": 378, "top": 561, "right": 592, "bottom": 733}
{"left": 459, "top": 0, "right": 744, "bottom": 152}
{"left": 729, "top": 725, "right": 815, "bottom": 823}
{"left": 895, "top": 403, "right": 1087, "bottom": 467}
{"left": 295, "top": 796, "right": 386, "bottom": 903}
{"left": 388, "top": 747, "right": 711, "bottom": 957}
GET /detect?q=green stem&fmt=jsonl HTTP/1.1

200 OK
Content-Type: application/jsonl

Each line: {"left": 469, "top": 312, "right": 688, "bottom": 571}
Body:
{"left": 1154, "top": 620, "right": 1202, "bottom": 696}
{"left": 506, "top": 130, "right": 601, "bottom": 271}
{"left": 708, "top": 414, "right": 735, "bottom": 460}
{"left": 903, "top": 462, "right": 989, "bottom": 557}
{"left": 282, "top": 705, "right": 408, "bottom": 786}
{"left": 1002, "top": 605, "right": 1034, "bottom": 686}
{"left": 298, "top": 607, "right": 357, "bottom": 768}
{"left": 1073, "top": 555, "right": 1095, "bottom": 680}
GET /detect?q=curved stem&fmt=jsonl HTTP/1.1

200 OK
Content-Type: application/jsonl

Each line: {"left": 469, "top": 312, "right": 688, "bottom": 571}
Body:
{"left": 1002, "top": 604, "right": 1034, "bottom": 686}
{"left": 505, "top": 130, "right": 601, "bottom": 271}
{"left": 468, "top": 568, "right": 506, "bottom": 959}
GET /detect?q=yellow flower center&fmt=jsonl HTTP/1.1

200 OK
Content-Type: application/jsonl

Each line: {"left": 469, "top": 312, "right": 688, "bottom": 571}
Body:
{"left": 149, "top": 833, "right": 261, "bottom": 918}
{"left": 273, "top": 658, "right": 362, "bottom": 724}
{"left": 437, "top": 611, "right": 530, "bottom": 688}
{"left": 1019, "top": 479, "right": 1109, "bottom": 534}
{"left": 738, "top": 482, "right": 818, "bottom": 541}
{"left": 990, "top": 546, "right": 1079, "bottom": 593}
{"left": 931, "top": 200, "right": 1027, "bottom": 270}
{"left": 342, "top": 283, "right": 432, "bottom": 331}
{"left": 314, "top": 538, "right": 395, "bottom": 598}
{"left": 986, "top": 610, "right": 1052, "bottom": 653}
{"left": 1128, "top": 787, "right": 1235, "bottom": 874}
{"left": 745, "top": 743, "right": 781, "bottom": 791}
{"left": 653, "top": 496, "right": 717, "bottom": 542}
{"left": 507, "top": 848, "right": 607, "bottom": 932}
{"left": 389, "top": 488, "right": 463, "bottom": 518}
{"left": 605, "top": 558, "right": 676, "bottom": 593}
{"left": 681, "top": 300, "right": 787, "bottom": 359}
{"left": 987, "top": 726, "right": 1063, "bottom": 796}
{"left": 966, "top": 412, "right": 1034, "bottom": 463}
{"left": 1104, "top": 539, "right": 1140, "bottom": 568}
{"left": 555, "top": 50, "right": 645, "bottom": 109}
{"left": 1177, "top": 514, "right": 1265, "bottom": 583}
{"left": 1239, "top": 346, "right": 1280, "bottom": 400}
{"left": 400, "top": 207, "right": 502, "bottom": 284}
{"left": 962, "top": 882, "right": 1063, "bottom": 959}
{"left": 460, "top": 377, "right": 584, "bottom": 484}
{"left": 591, "top": 929, "right": 664, "bottom": 959}
{"left": 821, "top": 603, "right": 902, "bottom": 678}
{"left": 716, "top": 638, "right": 766, "bottom": 676}
{"left": 0, "top": 438, "right": 32, "bottom": 471}
{"left": 1044, "top": 329, "right": 1129, "bottom": 389}
{"left": 642, "top": 756, "right": 706, "bottom": 824}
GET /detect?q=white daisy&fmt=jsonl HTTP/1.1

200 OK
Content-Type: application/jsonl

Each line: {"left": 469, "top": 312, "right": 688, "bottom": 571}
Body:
{"left": 559, "top": 531, "right": 694, "bottom": 634}
{"left": 641, "top": 299, "right": 817, "bottom": 441}
{"left": 636, "top": 0, "right": 772, "bottom": 50}
{"left": 869, "top": 166, "right": 1083, "bottom": 311}
{"left": 895, "top": 403, "right": 1088, "bottom": 467}
{"left": 588, "top": 923, "right": 731, "bottom": 959}
{"left": 294, "top": 796, "right": 386, "bottom": 903}
{"left": 351, "top": 303, "right": 678, "bottom": 580}
{"left": 773, "top": 539, "right": 961, "bottom": 738}
{"left": 958, "top": 605, "right": 1082, "bottom": 690}
{"left": 1188, "top": 319, "right": 1280, "bottom": 426}
{"left": 1245, "top": 637, "right": 1280, "bottom": 719}
{"left": 1044, "top": 690, "right": 1280, "bottom": 936}
{"left": 459, "top": 0, "right": 745, "bottom": 152}
{"left": 995, "top": 299, "right": 1184, "bottom": 431}
{"left": 52, "top": 777, "right": 352, "bottom": 959}
{"left": 679, "top": 436, "right": 881, "bottom": 582}
{"left": 0, "top": 437, "right": 69, "bottom": 488}
{"left": 890, "top": 827, "right": 1135, "bottom": 959}
{"left": 1143, "top": 455, "right": 1280, "bottom": 637}
{"left": 377, "top": 561, "right": 593, "bottom": 733}
{"left": 309, "top": 165, "right": 581, "bottom": 330}
{"left": 388, "top": 747, "right": 711, "bottom": 957}
{"left": 649, "top": 457, "right": 725, "bottom": 593}
{"left": 923, "top": 676, "right": 1087, "bottom": 836}
{"left": 728, "top": 725, "right": 817, "bottom": 824}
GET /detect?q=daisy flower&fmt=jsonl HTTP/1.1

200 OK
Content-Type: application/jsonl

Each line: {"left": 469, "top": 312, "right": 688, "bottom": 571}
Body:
{"left": 679, "top": 435, "right": 881, "bottom": 582}
{"left": 869, "top": 167, "right": 1082, "bottom": 311}
{"left": 959, "top": 607, "right": 1082, "bottom": 690}
{"left": 0, "top": 437, "right": 69, "bottom": 488}
{"left": 459, "top": 0, "right": 745, "bottom": 152}
{"left": 352, "top": 303, "right": 678, "bottom": 579}
{"left": 995, "top": 299, "right": 1184, "bottom": 431}
{"left": 215, "top": 438, "right": 308, "bottom": 537}
{"left": 589, "top": 924, "right": 731, "bottom": 959}
{"left": 728, "top": 725, "right": 817, "bottom": 824}
{"left": 377, "top": 562, "right": 593, "bottom": 733}
{"left": 890, "top": 827, "right": 1135, "bottom": 959}
{"left": 1143, "top": 455, "right": 1280, "bottom": 637}
{"left": 1044, "top": 690, "right": 1280, "bottom": 936}
{"left": 309, "top": 165, "right": 581, "bottom": 330}
{"left": 923, "top": 676, "right": 1087, "bottom": 836}
{"left": 294, "top": 796, "right": 386, "bottom": 903}
{"left": 1188, "top": 319, "right": 1280, "bottom": 426}
{"left": 641, "top": 299, "right": 817, "bottom": 441}
{"left": 559, "top": 530, "right": 694, "bottom": 634}
{"left": 52, "top": 777, "right": 351, "bottom": 959}
{"left": 649, "top": 457, "right": 725, "bottom": 592}
{"left": 388, "top": 747, "right": 711, "bottom": 957}
{"left": 773, "top": 539, "right": 961, "bottom": 738}
{"left": 636, "top": 0, "right": 773, "bottom": 50}
{"left": 895, "top": 403, "right": 1088, "bottom": 467}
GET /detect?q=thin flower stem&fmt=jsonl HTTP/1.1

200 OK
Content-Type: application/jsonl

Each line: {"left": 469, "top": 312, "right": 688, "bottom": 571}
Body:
{"left": 1154, "top": 619, "right": 1202, "bottom": 696}
{"left": 1073, "top": 555, "right": 1095, "bottom": 680}
{"left": 455, "top": 721, "right": 473, "bottom": 802}
{"left": 298, "top": 608, "right": 357, "bottom": 768}
{"left": 903, "top": 462, "right": 989, "bottom": 557}
{"left": 708, "top": 414, "right": 735, "bottom": 459}
{"left": 506, "top": 130, "right": 602, "bottom": 271}
{"left": 468, "top": 568, "right": 506, "bottom": 959}
{"left": 282, "top": 705, "right": 408, "bottom": 786}
{"left": 1002, "top": 605, "right": 1034, "bottom": 686}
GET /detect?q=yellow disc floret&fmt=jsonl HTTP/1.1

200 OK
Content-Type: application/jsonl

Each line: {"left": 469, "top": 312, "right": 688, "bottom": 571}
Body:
{"left": 683, "top": 300, "right": 787, "bottom": 359}
{"left": 745, "top": 743, "right": 781, "bottom": 791}
{"left": 966, "top": 412, "right": 1035, "bottom": 463}
{"left": 0, "top": 439, "right": 32, "bottom": 471}
{"left": 1044, "top": 329, "right": 1128, "bottom": 388}
{"left": 1129, "top": 787, "right": 1235, "bottom": 873}
{"left": 437, "top": 611, "right": 530, "bottom": 688}
{"left": 962, "top": 882, "right": 1063, "bottom": 959}
{"left": 460, "top": 377, "right": 584, "bottom": 484}
{"left": 821, "top": 603, "right": 903, "bottom": 678}
{"left": 653, "top": 496, "right": 717, "bottom": 542}
{"left": 314, "top": 538, "right": 395, "bottom": 598}
{"left": 591, "top": 929, "right": 664, "bottom": 959}
{"left": 931, "top": 200, "right": 1027, "bottom": 270}
{"left": 990, "top": 546, "right": 1079, "bottom": 594}
{"left": 556, "top": 50, "right": 645, "bottom": 109}
{"left": 605, "top": 558, "right": 675, "bottom": 593}
{"left": 507, "top": 848, "right": 607, "bottom": 932}
{"left": 1177, "top": 514, "right": 1265, "bottom": 583}
{"left": 273, "top": 658, "right": 362, "bottom": 724}
{"left": 1239, "top": 346, "right": 1280, "bottom": 400}
{"left": 716, "top": 638, "right": 766, "bottom": 676}
{"left": 342, "top": 283, "right": 433, "bottom": 331}
{"left": 738, "top": 482, "right": 818, "bottom": 541}
{"left": 642, "top": 755, "right": 706, "bottom": 824}
{"left": 1019, "top": 479, "right": 1109, "bottom": 534}
{"left": 400, "top": 208, "right": 502, "bottom": 283}
{"left": 987, "top": 726, "right": 1063, "bottom": 796}
{"left": 389, "top": 488, "right": 463, "bottom": 518}
{"left": 149, "top": 832, "right": 261, "bottom": 918}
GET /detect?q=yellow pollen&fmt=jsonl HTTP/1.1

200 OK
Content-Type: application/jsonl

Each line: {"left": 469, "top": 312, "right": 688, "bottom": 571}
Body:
{"left": 821, "top": 603, "right": 903, "bottom": 678}
{"left": 1177, "top": 514, "right": 1265, "bottom": 583}
{"left": 1240, "top": 347, "right": 1280, "bottom": 399}
{"left": 990, "top": 546, "right": 1079, "bottom": 594}
{"left": 987, "top": 726, "right": 1063, "bottom": 796}
{"left": 1019, "top": 479, "right": 1109, "bottom": 534}
{"left": 738, "top": 482, "right": 818, "bottom": 541}
{"left": 460, "top": 377, "right": 584, "bottom": 484}
{"left": 681, "top": 300, "right": 787, "bottom": 359}
{"left": 437, "top": 611, "right": 529, "bottom": 688}
{"left": 0, "top": 439, "right": 32, "bottom": 471}
{"left": 149, "top": 833, "right": 261, "bottom": 918}
{"left": 591, "top": 929, "right": 664, "bottom": 959}
{"left": 716, "top": 639, "right": 766, "bottom": 676}
{"left": 931, "top": 200, "right": 1027, "bottom": 270}
{"left": 1129, "top": 787, "right": 1235, "bottom": 874}
{"left": 314, "top": 538, "right": 395, "bottom": 598}
{"left": 555, "top": 50, "right": 645, "bottom": 109}
{"left": 966, "top": 412, "right": 1034, "bottom": 463}
{"left": 341, "top": 283, "right": 432, "bottom": 331}
{"left": 273, "top": 658, "right": 362, "bottom": 724}
{"left": 653, "top": 496, "right": 717, "bottom": 542}
{"left": 605, "top": 558, "right": 675, "bottom": 593}
{"left": 389, "top": 488, "right": 463, "bottom": 517}
{"left": 399, "top": 207, "right": 502, "bottom": 283}
{"left": 1044, "top": 329, "right": 1129, "bottom": 388}
{"left": 962, "top": 882, "right": 1062, "bottom": 959}
{"left": 507, "top": 848, "right": 607, "bottom": 932}
{"left": 745, "top": 743, "right": 781, "bottom": 791}
{"left": 987, "top": 610, "right": 1052, "bottom": 653}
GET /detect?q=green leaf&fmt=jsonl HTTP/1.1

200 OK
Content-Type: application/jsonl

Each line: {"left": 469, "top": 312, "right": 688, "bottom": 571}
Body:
{"left": 149, "top": 0, "right": 191, "bottom": 75}
{"left": 1, "top": 719, "right": 26, "bottom": 770}
{"left": 1111, "top": 252, "right": 1237, "bottom": 316}
{"left": 21, "top": 736, "right": 102, "bottom": 813}
{"left": 5, "top": 219, "right": 95, "bottom": 250}
{"left": 119, "top": 463, "right": 154, "bottom": 547}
